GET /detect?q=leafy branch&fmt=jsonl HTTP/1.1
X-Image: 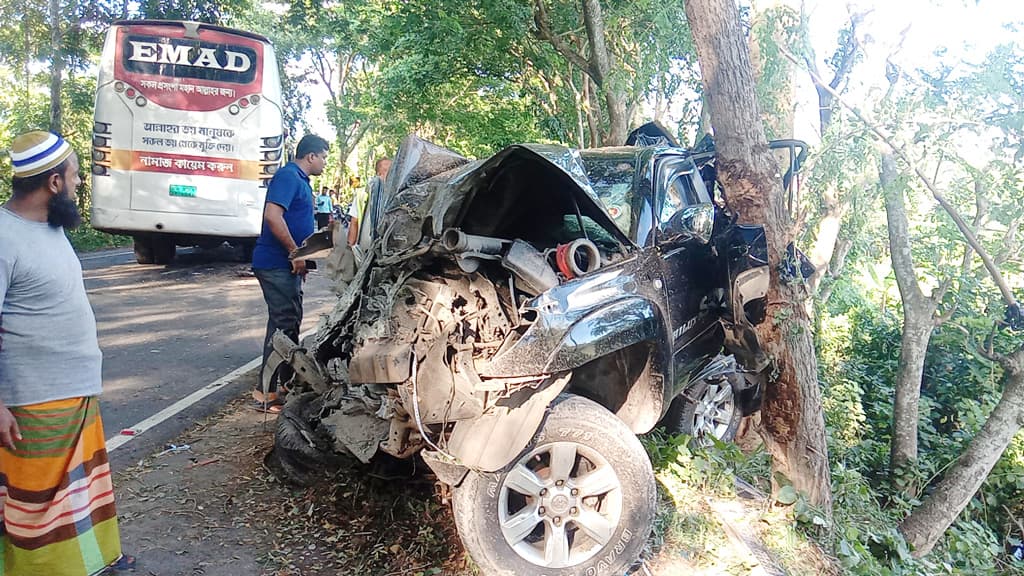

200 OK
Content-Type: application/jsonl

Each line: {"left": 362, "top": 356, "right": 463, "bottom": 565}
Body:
{"left": 778, "top": 44, "right": 1019, "bottom": 313}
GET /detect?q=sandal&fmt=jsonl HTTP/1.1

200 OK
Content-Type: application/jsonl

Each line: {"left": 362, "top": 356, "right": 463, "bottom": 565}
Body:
{"left": 104, "top": 554, "right": 137, "bottom": 573}
{"left": 252, "top": 399, "right": 284, "bottom": 414}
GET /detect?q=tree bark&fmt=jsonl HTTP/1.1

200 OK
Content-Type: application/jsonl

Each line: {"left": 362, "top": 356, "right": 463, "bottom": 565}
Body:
{"left": 685, "top": 0, "right": 832, "bottom": 511}
{"left": 533, "top": 0, "right": 629, "bottom": 146}
{"left": 807, "top": 186, "right": 844, "bottom": 292}
{"left": 48, "top": 0, "right": 63, "bottom": 133}
{"left": 880, "top": 152, "right": 940, "bottom": 483}
{"left": 580, "top": 0, "right": 627, "bottom": 145}
{"left": 900, "top": 347, "right": 1024, "bottom": 555}
{"left": 816, "top": 235, "right": 851, "bottom": 305}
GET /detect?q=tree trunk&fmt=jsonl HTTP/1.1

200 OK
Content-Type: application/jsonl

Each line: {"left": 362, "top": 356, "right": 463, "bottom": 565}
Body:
{"left": 696, "top": 93, "right": 712, "bottom": 140}
{"left": 881, "top": 152, "right": 939, "bottom": 489}
{"left": 889, "top": 316, "right": 933, "bottom": 476}
{"left": 899, "top": 347, "right": 1024, "bottom": 555}
{"left": 48, "top": 0, "right": 63, "bottom": 133}
{"left": 580, "top": 0, "right": 627, "bottom": 145}
{"left": 816, "top": 236, "right": 851, "bottom": 305}
{"left": 807, "top": 185, "right": 845, "bottom": 292}
{"left": 584, "top": 76, "right": 602, "bottom": 148}
{"left": 685, "top": 0, "right": 832, "bottom": 511}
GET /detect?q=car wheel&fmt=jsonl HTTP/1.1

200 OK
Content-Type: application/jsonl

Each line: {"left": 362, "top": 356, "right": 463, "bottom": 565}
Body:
{"left": 271, "top": 393, "right": 336, "bottom": 486}
{"left": 665, "top": 376, "right": 741, "bottom": 446}
{"left": 452, "top": 394, "right": 655, "bottom": 576}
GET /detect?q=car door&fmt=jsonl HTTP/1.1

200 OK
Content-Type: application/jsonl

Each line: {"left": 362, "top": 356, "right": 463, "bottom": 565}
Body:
{"left": 653, "top": 155, "right": 726, "bottom": 395}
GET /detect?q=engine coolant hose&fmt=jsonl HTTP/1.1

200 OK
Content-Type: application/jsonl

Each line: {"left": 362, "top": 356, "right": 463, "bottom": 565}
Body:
{"left": 555, "top": 238, "right": 601, "bottom": 279}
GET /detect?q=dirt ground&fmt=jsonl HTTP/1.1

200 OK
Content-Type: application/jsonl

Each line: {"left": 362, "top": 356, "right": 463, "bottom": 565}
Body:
{"left": 115, "top": 368, "right": 473, "bottom": 576}
{"left": 114, "top": 370, "right": 783, "bottom": 576}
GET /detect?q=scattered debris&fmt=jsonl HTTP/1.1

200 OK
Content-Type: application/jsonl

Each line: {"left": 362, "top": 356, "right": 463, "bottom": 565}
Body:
{"left": 186, "top": 457, "right": 220, "bottom": 469}
{"left": 156, "top": 443, "right": 191, "bottom": 457}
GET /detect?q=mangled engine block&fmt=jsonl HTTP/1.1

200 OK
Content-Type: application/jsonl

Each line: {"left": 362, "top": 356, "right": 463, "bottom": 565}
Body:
{"left": 311, "top": 262, "right": 524, "bottom": 463}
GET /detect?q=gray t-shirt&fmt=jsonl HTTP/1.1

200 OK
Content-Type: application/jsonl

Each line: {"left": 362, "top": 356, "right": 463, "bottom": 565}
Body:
{"left": 0, "top": 207, "right": 102, "bottom": 406}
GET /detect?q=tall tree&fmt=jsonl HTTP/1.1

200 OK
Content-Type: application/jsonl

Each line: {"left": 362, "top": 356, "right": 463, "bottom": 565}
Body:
{"left": 533, "top": 0, "right": 626, "bottom": 145}
{"left": 283, "top": 0, "right": 376, "bottom": 184}
{"left": 880, "top": 153, "right": 978, "bottom": 492}
{"left": 685, "top": 0, "right": 832, "bottom": 509}
{"left": 532, "top": 0, "right": 696, "bottom": 147}
{"left": 801, "top": 17, "right": 863, "bottom": 294}
{"left": 47, "top": 0, "right": 62, "bottom": 132}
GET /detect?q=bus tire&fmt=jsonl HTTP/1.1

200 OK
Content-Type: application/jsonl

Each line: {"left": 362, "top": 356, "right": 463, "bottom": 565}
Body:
{"left": 133, "top": 236, "right": 155, "bottom": 264}
{"left": 152, "top": 237, "right": 176, "bottom": 265}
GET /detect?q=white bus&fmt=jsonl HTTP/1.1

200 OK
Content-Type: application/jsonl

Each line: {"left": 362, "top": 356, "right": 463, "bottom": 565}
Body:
{"left": 91, "top": 20, "right": 285, "bottom": 264}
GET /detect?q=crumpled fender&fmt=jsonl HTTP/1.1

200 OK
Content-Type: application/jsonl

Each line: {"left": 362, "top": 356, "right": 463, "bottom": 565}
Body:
{"left": 545, "top": 297, "right": 662, "bottom": 372}
{"left": 442, "top": 374, "right": 571, "bottom": 473}
{"left": 480, "top": 293, "right": 664, "bottom": 378}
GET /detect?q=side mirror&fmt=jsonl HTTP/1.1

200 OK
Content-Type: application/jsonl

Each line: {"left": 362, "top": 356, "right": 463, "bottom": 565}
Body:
{"left": 661, "top": 203, "right": 714, "bottom": 247}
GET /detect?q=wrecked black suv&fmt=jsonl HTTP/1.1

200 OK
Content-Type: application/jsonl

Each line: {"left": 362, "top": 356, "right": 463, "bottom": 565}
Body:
{"left": 265, "top": 126, "right": 801, "bottom": 575}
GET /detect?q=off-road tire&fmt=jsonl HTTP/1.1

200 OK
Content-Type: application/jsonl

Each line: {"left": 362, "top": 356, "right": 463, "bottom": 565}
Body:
{"left": 271, "top": 392, "right": 335, "bottom": 486}
{"left": 664, "top": 376, "right": 741, "bottom": 445}
{"left": 452, "top": 394, "right": 655, "bottom": 576}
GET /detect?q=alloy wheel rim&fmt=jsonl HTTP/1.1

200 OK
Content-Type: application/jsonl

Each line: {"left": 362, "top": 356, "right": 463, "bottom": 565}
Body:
{"left": 692, "top": 380, "right": 736, "bottom": 444}
{"left": 497, "top": 441, "right": 623, "bottom": 568}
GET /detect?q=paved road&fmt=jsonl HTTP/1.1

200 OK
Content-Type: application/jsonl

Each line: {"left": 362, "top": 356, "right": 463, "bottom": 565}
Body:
{"left": 81, "top": 246, "right": 336, "bottom": 468}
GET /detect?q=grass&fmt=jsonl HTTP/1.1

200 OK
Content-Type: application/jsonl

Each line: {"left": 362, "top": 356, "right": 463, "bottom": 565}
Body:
{"left": 68, "top": 223, "right": 129, "bottom": 252}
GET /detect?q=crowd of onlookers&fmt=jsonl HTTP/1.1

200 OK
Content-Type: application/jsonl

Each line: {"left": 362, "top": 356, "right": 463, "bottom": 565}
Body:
{"left": 311, "top": 156, "right": 391, "bottom": 236}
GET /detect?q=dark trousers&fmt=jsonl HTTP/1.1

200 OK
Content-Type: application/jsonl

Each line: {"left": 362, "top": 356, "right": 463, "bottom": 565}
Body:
{"left": 315, "top": 212, "right": 331, "bottom": 229}
{"left": 255, "top": 267, "right": 303, "bottom": 394}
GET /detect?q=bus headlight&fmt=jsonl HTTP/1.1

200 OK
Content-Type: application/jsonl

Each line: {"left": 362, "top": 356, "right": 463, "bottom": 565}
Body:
{"left": 229, "top": 105, "right": 240, "bottom": 115}
{"left": 92, "top": 164, "right": 109, "bottom": 176}
{"left": 261, "top": 135, "right": 283, "bottom": 147}
{"left": 263, "top": 164, "right": 278, "bottom": 175}
{"left": 262, "top": 148, "right": 281, "bottom": 161}
{"left": 93, "top": 121, "right": 111, "bottom": 134}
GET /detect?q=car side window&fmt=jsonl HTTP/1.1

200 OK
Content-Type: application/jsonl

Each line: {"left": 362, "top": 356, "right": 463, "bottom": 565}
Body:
{"left": 657, "top": 160, "right": 700, "bottom": 228}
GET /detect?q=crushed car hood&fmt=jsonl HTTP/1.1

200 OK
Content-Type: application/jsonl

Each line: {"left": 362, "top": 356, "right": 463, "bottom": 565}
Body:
{"left": 377, "top": 135, "right": 634, "bottom": 259}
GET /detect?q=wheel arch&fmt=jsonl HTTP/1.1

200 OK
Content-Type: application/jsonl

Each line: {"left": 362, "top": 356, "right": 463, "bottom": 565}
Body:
{"left": 564, "top": 340, "right": 669, "bottom": 434}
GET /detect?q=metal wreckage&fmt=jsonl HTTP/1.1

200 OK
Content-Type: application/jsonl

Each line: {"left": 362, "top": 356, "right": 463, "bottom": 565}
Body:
{"left": 264, "top": 123, "right": 808, "bottom": 575}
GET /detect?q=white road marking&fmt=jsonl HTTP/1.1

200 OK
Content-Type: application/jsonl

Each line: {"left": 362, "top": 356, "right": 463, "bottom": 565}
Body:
{"left": 106, "top": 328, "right": 315, "bottom": 452}
{"left": 79, "top": 250, "right": 133, "bottom": 262}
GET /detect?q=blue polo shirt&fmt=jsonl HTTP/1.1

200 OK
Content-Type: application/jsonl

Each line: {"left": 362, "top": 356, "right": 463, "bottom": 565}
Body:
{"left": 252, "top": 161, "right": 315, "bottom": 270}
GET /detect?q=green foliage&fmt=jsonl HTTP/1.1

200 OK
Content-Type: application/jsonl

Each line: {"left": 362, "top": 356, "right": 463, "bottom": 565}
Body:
{"left": 818, "top": 268, "right": 1024, "bottom": 573}
{"left": 749, "top": 4, "right": 803, "bottom": 139}
{"left": 66, "top": 227, "right": 129, "bottom": 251}
{"left": 134, "top": 0, "right": 254, "bottom": 23}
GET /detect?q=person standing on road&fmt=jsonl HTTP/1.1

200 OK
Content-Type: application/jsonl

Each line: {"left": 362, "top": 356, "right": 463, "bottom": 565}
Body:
{"left": 347, "top": 157, "right": 391, "bottom": 261}
{"left": 314, "top": 186, "right": 334, "bottom": 230}
{"left": 0, "top": 131, "right": 135, "bottom": 575}
{"left": 252, "top": 134, "right": 329, "bottom": 413}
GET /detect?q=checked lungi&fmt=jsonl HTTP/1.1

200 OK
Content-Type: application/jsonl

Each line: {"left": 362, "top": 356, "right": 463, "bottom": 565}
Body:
{"left": 0, "top": 397, "right": 122, "bottom": 575}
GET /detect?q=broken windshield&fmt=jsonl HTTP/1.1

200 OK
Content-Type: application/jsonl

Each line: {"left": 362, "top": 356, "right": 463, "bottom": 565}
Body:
{"left": 580, "top": 154, "right": 639, "bottom": 237}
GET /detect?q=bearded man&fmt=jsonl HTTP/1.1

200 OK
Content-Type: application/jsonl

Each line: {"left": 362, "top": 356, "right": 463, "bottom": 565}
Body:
{"left": 0, "top": 131, "right": 134, "bottom": 575}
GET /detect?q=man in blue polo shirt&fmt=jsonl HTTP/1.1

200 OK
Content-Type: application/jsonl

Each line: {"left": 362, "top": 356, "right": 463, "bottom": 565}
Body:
{"left": 252, "top": 134, "right": 329, "bottom": 412}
